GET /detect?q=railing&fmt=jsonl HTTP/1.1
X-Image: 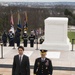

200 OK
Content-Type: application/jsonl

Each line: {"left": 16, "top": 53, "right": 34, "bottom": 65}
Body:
{"left": 71, "top": 39, "right": 75, "bottom": 51}
{"left": 0, "top": 43, "right": 3, "bottom": 59}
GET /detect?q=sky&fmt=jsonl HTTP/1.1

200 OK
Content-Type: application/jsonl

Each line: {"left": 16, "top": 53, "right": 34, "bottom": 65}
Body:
{"left": 0, "top": 0, "right": 75, "bottom": 2}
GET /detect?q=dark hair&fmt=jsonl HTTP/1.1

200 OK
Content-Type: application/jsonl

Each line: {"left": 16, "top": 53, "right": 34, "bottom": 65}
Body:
{"left": 18, "top": 46, "right": 24, "bottom": 51}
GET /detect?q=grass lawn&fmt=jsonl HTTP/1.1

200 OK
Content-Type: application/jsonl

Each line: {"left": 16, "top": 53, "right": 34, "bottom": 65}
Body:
{"left": 68, "top": 31, "right": 75, "bottom": 44}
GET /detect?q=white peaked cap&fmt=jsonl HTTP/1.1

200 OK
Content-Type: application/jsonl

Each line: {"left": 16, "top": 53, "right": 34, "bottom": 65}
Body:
{"left": 24, "top": 31, "right": 27, "bottom": 33}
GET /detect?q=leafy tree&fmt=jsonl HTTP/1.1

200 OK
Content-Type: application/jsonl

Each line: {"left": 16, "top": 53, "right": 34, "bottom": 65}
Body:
{"left": 64, "top": 9, "right": 73, "bottom": 16}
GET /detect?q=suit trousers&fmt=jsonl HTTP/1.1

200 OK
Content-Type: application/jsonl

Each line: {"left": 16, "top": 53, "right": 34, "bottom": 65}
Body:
{"left": 19, "top": 73, "right": 21, "bottom": 75}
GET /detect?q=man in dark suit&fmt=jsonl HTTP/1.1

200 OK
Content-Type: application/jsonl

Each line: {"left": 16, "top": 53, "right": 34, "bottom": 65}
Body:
{"left": 12, "top": 46, "right": 30, "bottom": 75}
{"left": 34, "top": 50, "right": 53, "bottom": 75}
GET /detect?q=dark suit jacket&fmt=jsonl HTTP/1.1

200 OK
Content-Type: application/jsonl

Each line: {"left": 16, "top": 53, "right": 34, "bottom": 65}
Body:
{"left": 12, "top": 55, "right": 30, "bottom": 75}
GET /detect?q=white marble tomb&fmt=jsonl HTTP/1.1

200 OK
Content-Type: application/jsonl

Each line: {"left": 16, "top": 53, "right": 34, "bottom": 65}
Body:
{"left": 40, "top": 17, "right": 71, "bottom": 50}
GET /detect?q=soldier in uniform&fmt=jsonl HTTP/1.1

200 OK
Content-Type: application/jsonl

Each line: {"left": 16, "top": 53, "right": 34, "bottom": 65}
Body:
{"left": 2, "top": 31, "right": 7, "bottom": 46}
{"left": 29, "top": 34, "right": 35, "bottom": 47}
{"left": 8, "top": 31, "right": 14, "bottom": 46}
{"left": 34, "top": 50, "right": 53, "bottom": 75}
{"left": 15, "top": 31, "right": 21, "bottom": 47}
{"left": 22, "top": 31, "right": 28, "bottom": 47}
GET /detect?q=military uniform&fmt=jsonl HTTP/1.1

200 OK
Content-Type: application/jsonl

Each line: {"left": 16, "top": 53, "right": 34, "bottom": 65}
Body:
{"left": 34, "top": 50, "right": 53, "bottom": 75}
{"left": 22, "top": 33, "right": 28, "bottom": 47}
{"left": 2, "top": 32, "right": 7, "bottom": 46}
{"left": 15, "top": 31, "right": 21, "bottom": 47}
{"left": 29, "top": 34, "right": 35, "bottom": 47}
{"left": 8, "top": 31, "right": 14, "bottom": 46}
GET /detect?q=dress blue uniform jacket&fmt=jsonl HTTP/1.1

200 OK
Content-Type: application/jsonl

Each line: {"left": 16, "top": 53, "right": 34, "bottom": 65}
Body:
{"left": 34, "top": 57, "right": 53, "bottom": 75}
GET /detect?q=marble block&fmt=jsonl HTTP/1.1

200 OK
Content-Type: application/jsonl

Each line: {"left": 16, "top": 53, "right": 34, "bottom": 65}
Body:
{"left": 40, "top": 17, "right": 71, "bottom": 50}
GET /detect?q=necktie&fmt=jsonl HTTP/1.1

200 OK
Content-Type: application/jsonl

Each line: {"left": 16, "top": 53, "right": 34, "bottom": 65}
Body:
{"left": 19, "top": 55, "right": 21, "bottom": 64}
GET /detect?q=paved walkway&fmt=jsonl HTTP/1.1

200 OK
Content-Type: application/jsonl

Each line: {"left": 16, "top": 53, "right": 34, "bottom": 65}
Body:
{"left": 0, "top": 68, "right": 75, "bottom": 75}
{"left": 0, "top": 43, "right": 75, "bottom": 75}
